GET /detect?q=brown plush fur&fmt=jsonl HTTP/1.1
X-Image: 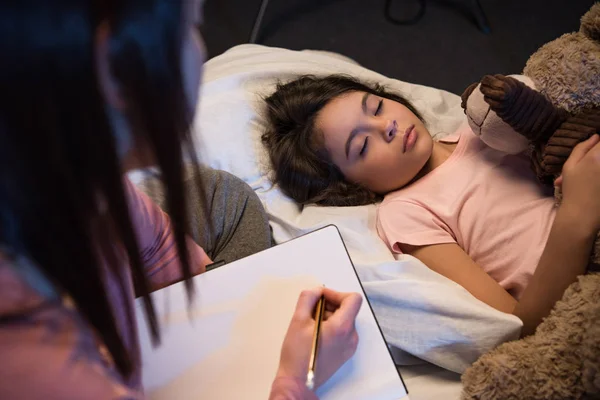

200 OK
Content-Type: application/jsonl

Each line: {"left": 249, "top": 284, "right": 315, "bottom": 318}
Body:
{"left": 524, "top": 33, "right": 600, "bottom": 115}
{"left": 461, "top": 4, "right": 600, "bottom": 399}
{"left": 462, "top": 274, "right": 600, "bottom": 400}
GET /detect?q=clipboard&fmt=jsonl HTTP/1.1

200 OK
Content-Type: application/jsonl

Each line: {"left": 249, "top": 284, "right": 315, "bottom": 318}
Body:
{"left": 136, "top": 225, "right": 408, "bottom": 399}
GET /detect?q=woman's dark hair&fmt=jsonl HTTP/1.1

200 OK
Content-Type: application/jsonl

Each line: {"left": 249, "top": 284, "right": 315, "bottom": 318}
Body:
{"left": 0, "top": 0, "right": 205, "bottom": 377}
{"left": 262, "top": 75, "right": 424, "bottom": 207}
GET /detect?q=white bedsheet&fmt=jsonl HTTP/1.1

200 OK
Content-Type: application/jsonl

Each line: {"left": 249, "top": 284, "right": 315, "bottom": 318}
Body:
{"left": 188, "top": 44, "right": 522, "bottom": 379}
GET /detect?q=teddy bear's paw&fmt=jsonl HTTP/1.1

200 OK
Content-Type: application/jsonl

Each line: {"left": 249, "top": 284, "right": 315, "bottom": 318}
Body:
{"left": 479, "top": 74, "right": 522, "bottom": 113}
{"left": 481, "top": 74, "right": 568, "bottom": 142}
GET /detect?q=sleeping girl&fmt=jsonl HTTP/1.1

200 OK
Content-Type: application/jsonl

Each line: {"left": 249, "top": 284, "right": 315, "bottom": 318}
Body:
{"left": 262, "top": 75, "right": 600, "bottom": 336}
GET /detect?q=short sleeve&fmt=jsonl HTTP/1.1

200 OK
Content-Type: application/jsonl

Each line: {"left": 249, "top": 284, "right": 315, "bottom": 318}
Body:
{"left": 376, "top": 200, "right": 456, "bottom": 253}
{"left": 123, "top": 178, "right": 211, "bottom": 291}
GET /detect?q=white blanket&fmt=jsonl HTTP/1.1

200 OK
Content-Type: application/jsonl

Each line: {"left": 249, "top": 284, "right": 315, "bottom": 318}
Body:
{"left": 191, "top": 44, "right": 522, "bottom": 374}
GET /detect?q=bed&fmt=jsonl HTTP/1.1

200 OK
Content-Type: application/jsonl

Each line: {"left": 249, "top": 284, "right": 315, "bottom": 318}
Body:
{"left": 157, "top": 44, "right": 525, "bottom": 399}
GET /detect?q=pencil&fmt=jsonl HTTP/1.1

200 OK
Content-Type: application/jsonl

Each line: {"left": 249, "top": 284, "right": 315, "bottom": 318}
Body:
{"left": 306, "top": 294, "right": 326, "bottom": 390}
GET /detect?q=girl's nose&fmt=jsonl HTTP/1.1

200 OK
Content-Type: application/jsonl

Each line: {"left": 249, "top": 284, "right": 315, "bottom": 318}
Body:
{"left": 383, "top": 119, "right": 397, "bottom": 142}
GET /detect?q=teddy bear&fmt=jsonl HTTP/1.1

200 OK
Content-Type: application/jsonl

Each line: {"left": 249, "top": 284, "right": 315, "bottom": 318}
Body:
{"left": 459, "top": 3, "right": 600, "bottom": 399}
{"left": 461, "top": 273, "right": 600, "bottom": 400}
{"left": 461, "top": 2, "right": 600, "bottom": 270}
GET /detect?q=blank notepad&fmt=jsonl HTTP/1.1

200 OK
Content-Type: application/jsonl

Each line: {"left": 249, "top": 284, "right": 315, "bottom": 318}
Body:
{"left": 136, "top": 225, "right": 408, "bottom": 399}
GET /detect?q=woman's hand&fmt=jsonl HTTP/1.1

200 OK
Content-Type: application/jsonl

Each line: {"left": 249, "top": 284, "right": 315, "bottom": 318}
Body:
{"left": 556, "top": 134, "right": 600, "bottom": 236}
{"left": 275, "top": 287, "right": 363, "bottom": 391}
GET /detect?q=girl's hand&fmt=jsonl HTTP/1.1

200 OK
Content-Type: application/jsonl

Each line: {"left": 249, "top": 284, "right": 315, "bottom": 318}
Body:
{"left": 275, "top": 287, "right": 363, "bottom": 391}
{"left": 556, "top": 134, "right": 600, "bottom": 236}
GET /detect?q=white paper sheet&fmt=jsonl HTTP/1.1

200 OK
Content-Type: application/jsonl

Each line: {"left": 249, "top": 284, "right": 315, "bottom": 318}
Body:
{"left": 136, "top": 226, "right": 407, "bottom": 400}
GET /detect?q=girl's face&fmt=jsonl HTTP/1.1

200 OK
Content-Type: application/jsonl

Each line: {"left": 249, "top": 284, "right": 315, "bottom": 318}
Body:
{"left": 316, "top": 91, "right": 433, "bottom": 194}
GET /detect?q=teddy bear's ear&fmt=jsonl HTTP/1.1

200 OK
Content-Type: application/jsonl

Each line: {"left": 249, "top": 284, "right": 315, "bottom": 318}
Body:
{"left": 580, "top": 3, "right": 600, "bottom": 42}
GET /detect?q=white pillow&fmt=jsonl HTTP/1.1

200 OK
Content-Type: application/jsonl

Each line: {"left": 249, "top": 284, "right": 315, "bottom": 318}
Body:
{"left": 193, "top": 44, "right": 522, "bottom": 373}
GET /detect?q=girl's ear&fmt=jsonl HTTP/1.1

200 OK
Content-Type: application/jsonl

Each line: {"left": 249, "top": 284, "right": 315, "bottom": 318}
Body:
{"left": 95, "top": 21, "right": 126, "bottom": 111}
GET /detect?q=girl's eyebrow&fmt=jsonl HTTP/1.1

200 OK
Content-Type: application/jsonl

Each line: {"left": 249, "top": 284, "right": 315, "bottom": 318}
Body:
{"left": 361, "top": 92, "right": 370, "bottom": 114}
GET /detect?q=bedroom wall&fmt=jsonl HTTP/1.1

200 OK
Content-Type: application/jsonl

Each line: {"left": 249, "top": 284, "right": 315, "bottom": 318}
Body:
{"left": 199, "top": 0, "right": 595, "bottom": 95}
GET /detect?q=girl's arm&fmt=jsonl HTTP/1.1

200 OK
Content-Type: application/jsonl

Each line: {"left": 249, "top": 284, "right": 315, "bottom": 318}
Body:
{"left": 513, "top": 204, "right": 595, "bottom": 336}
{"left": 405, "top": 135, "right": 600, "bottom": 337}
{"left": 515, "top": 134, "right": 600, "bottom": 336}
{"left": 403, "top": 243, "right": 517, "bottom": 315}
{"left": 403, "top": 205, "right": 595, "bottom": 336}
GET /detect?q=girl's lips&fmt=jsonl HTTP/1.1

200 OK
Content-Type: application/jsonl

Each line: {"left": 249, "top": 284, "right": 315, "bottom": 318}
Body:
{"left": 403, "top": 124, "right": 417, "bottom": 153}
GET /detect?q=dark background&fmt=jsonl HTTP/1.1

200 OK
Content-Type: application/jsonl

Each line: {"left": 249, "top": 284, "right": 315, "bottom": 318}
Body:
{"left": 200, "top": 0, "right": 595, "bottom": 95}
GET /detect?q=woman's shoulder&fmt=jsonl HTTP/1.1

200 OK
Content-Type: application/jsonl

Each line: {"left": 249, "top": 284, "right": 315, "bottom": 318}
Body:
{"left": 0, "top": 251, "right": 141, "bottom": 399}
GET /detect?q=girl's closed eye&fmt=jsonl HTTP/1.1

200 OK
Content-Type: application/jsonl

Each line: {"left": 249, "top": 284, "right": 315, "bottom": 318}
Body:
{"left": 359, "top": 137, "right": 369, "bottom": 157}
{"left": 374, "top": 99, "right": 383, "bottom": 115}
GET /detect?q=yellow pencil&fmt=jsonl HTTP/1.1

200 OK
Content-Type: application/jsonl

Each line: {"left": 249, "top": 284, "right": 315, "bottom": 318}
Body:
{"left": 306, "top": 294, "right": 326, "bottom": 390}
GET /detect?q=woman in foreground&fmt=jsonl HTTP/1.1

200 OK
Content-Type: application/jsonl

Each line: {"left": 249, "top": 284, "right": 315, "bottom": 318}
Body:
{"left": 0, "top": 2, "right": 362, "bottom": 399}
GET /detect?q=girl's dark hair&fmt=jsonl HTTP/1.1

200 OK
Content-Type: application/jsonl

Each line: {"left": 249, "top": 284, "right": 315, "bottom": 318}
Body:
{"left": 262, "top": 75, "right": 423, "bottom": 206}
{"left": 0, "top": 0, "right": 205, "bottom": 377}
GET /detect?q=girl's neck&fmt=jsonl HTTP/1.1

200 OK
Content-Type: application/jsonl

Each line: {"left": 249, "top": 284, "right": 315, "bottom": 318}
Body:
{"left": 413, "top": 141, "right": 457, "bottom": 182}
{"left": 428, "top": 141, "right": 456, "bottom": 170}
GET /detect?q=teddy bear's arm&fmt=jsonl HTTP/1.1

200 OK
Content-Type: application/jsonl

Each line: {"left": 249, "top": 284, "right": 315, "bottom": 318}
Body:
{"left": 532, "top": 108, "right": 600, "bottom": 183}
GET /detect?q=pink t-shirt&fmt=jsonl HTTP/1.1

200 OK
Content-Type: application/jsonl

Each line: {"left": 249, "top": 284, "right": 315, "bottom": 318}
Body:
{"left": 0, "top": 179, "right": 315, "bottom": 400}
{"left": 377, "top": 123, "right": 557, "bottom": 299}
